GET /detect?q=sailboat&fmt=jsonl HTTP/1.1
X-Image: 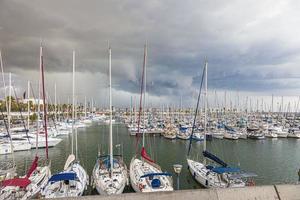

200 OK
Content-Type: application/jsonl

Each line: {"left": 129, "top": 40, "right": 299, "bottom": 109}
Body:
{"left": 42, "top": 50, "right": 88, "bottom": 198}
{"left": 129, "top": 44, "right": 173, "bottom": 193}
{"left": 0, "top": 45, "right": 51, "bottom": 200}
{"left": 92, "top": 45, "right": 128, "bottom": 195}
{"left": 187, "top": 60, "right": 255, "bottom": 188}
{"left": 0, "top": 73, "right": 30, "bottom": 155}
{"left": 0, "top": 51, "right": 16, "bottom": 180}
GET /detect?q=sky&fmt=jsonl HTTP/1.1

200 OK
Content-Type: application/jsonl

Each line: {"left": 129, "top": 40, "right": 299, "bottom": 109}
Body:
{"left": 0, "top": 0, "right": 300, "bottom": 109}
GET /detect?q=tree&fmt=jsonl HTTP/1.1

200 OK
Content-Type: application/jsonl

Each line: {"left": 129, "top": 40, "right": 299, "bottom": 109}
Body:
{"left": 30, "top": 113, "right": 37, "bottom": 122}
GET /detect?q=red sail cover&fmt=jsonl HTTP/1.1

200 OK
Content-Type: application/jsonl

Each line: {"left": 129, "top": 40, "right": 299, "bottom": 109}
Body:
{"left": 26, "top": 156, "right": 38, "bottom": 178}
{"left": 1, "top": 178, "right": 31, "bottom": 188}
{"left": 141, "top": 147, "right": 155, "bottom": 163}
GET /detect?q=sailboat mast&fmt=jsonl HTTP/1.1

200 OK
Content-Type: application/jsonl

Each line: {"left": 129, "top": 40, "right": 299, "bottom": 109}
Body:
{"left": 135, "top": 44, "right": 146, "bottom": 154}
{"left": 108, "top": 45, "right": 113, "bottom": 175}
{"left": 7, "top": 76, "right": 10, "bottom": 117}
{"left": 37, "top": 53, "right": 41, "bottom": 154}
{"left": 203, "top": 60, "right": 208, "bottom": 164}
{"left": 0, "top": 51, "right": 8, "bottom": 113}
{"left": 84, "top": 96, "right": 87, "bottom": 118}
{"left": 72, "top": 50, "right": 75, "bottom": 156}
{"left": 27, "top": 81, "right": 30, "bottom": 135}
{"left": 75, "top": 97, "right": 78, "bottom": 159}
{"left": 54, "top": 83, "right": 57, "bottom": 124}
{"left": 142, "top": 44, "right": 147, "bottom": 148}
{"left": 134, "top": 96, "right": 136, "bottom": 125}
{"left": 91, "top": 98, "right": 94, "bottom": 117}
{"left": 130, "top": 96, "right": 132, "bottom": 124}
{"left": 8, "top": 73, "right": 15, "bottom": 163}
{"left": 1, "top": 53, "right": 14, "bottom": 163}
{"left": 41, "top": 45, "right": 49, "bottom": 159}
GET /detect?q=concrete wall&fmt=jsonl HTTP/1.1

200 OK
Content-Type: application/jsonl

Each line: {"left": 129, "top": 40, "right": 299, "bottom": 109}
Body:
{"left": 57, "top": 184, "right": 300, "bottom": 200}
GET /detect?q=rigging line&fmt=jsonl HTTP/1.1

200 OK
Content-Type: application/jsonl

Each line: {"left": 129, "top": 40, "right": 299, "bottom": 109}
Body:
{"left": 0, "top": 104, "right": 16, "bottom": 166}
{"left": 187, "top": 61, "right": 206, "bottom": 157}
{"left": 12, "top": 86, "right": 30, "bottom": 143}
{"left": 0, "top": 107, "right": 12, "bottom": 144}
{"left": 135, "top": 45, "right": 146, "bottom": 154}
{"left": 46, "top": 93, "right": 58, "bottom": 131}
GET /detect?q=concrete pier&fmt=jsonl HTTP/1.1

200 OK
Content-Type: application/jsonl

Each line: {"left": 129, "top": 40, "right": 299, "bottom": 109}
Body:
{"left": 58, "top": 184, "right": 300, "bottom": 200}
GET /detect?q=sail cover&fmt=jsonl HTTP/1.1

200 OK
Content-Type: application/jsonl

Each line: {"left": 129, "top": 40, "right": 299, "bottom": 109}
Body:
{"left": 141, "top": 147, "right": 155, "bottom": 163}
{"left": 224, "top": 125, "right": 235, "bottom": 132}
{"left": 1, "top": 178, "right": 31, "bottom": 188}
{"left": 48, "top": 172, "right": 78, "bottom": 183}
{"left": 26, "top": 156, "right": 38, "bottom": 178}
{"left": 203, "top": 150, "right": 227, "bottom": 167}
{"left": 140, "top": 172, "right": 172, "bottom": 178}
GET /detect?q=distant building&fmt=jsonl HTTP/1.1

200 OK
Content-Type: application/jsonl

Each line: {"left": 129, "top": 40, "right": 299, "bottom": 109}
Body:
{"left": 22, "top": 98, "right": 44, "bottom": 105}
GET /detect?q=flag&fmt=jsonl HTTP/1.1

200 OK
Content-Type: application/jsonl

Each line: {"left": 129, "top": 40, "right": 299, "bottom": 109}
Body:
{"left": 23, "top": 91, "right": 26, "bottom": 99}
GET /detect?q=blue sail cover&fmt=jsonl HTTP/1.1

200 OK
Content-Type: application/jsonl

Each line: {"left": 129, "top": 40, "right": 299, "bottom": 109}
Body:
{"left": 140, "top": 172, "right": 172, "bottom": 178}
{"left": 99, "top": 156, "right": 119, "bottom": 168}
{"left": 179, "top": 127, "right": 188, "bottom": 132}
{"left": 224, "top": 125, "right": 235, "bottom": 132}
{"left": 203, "top": 151, "right": 227, "bottom": 167}
{"left": 212, "top": 167, "right": 240, "bottom": 174}
{"left": 48, "top": 172, "right": 78, "bottom": 183}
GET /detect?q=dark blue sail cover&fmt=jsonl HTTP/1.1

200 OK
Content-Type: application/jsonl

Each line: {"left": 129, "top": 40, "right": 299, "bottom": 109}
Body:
{"left": 140, "top": 172, "right": 172, "bottom": 178}
{"left": 224, "top": 125, "right": 235, "bottom": 132}
{"left": 203, "top": 150, "right": 227, "bottom": 167}
{"left": 48, "top": 172, "right": 78, "bottom": 183}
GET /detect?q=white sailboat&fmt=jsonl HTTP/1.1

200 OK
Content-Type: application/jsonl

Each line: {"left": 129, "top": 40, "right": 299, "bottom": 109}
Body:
{"left": 42, "top": 50, "right": 88, "bottom": 198}
{"left": 0, "top": 73, "right": 31, "bottom": 155}
{"left": 129, "top": 44, "right": 173, "bottom": 193}
{"left": 223, "top": 130, "right": 239, "bottom": 140}
{"left": 0, "top": 51, "right": 16, "bottom": 181}
{"left": 92, "top": 45, "right": 128, "bottom": 195}
{"left": 187, "top": 60, "right": 253, "bottom": 188}
{"left": 0, "top": 45, "right": 51, "bottom": 200}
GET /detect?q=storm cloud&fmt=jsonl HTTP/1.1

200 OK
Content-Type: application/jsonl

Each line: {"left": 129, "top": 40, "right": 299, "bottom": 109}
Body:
{"left": 0, "top": 0, "right": 300, "bottom": 107}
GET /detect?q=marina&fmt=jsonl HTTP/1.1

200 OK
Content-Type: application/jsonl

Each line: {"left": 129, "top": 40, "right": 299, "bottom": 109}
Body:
{"left": 1, "top": 46, "right": 300, "bottom": 198}
{"left": 1, "top": 118, "right": 300, "bottom": 194}
{"left": 1, "top": 0, "right": 300, "bottom": 199}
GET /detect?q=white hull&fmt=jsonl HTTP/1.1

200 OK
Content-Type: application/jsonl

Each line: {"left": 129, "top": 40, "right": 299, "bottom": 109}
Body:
{"left": 0, "top": 143, "right": 12, "bottom": 155}
{"left": 129, "top": 157, "right": 173, "bottom": 193}
{"left": 42, "top": 162, "right": 88, "bottom": 198}
{"left": 22, "top": 165, "right": 51, "bottom": 200}
{"left": 224, "top": 133, "right": 239, "bottom": 140}
{"left": 0, "top": 165, "right": 51, "bottom": 200}
{"left": 187, "top": 158, "right": 245, "bottom": 188}
{"left": 237, "top": 133, "right": 247, "bottom": 139}
{"left": 287, "top": 133, "right": 300, "bottom": 138}
{"left": 163, "top": 133, "right": 176, "bottom": 139}
{"left": 265, "top": 133, "right": 278, "bottom": 138}
{"left": 212, "top": 133, "right": 224, "bottom": 139}
{"left": 12, "top": 142, "right": 32, "bottom": 152}
{"left": 176, "top": 134, "right": 190, "bottom": 140}
{"left": 30, "top": 137, "right": 62, "bottom": 148}
{"left": 277, "top": 133, "right": 288, "bottom": 138}
{"left": 92, "top": 157, "right": 127, "bottom": 195}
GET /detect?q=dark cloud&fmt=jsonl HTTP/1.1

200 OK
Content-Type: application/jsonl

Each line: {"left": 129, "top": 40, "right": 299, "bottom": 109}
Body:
{"left": 0, "top": 0, "right": 299, "bottom": 106}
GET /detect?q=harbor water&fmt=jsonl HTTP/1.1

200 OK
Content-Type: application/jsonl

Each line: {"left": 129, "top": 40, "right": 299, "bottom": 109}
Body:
{"left": 1, "top": 122, "right": 300, "bottom": 194}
